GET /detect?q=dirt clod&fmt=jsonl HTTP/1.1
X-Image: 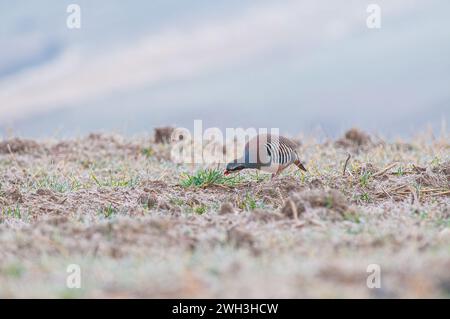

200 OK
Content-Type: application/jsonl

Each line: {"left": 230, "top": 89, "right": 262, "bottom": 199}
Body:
{"left": 36, "top": 189, "right": 54, "bottom": 196}
{"left": 248, "top": 209, "right": 283, "bottom": 222}
{"left": 336, "top": 128, "right": 372, "bottom": 149}
{"left": 433, "top": 161, "right": 450, "bottom": 182}
{"left": 0, "top": 138, "right": 40, "bottom": 154}
{"left": 4, "top": 188, "right": 24, "bottom": 203}
{"left": 415, "top": 162, "right": 450, "bottom": 188}
{"left": 281, "top": 189, "right": 349, "bottom": 218}
{"left": 146, "top": 194, "right": 158, "bottom": 209}
{"left": 157, "top": 200, "right": 172, "bottom": 211}
{"left": 154, "top": 127, "right": 174, "bottom": 144}
{"left": 219, "top": 202, "right": 235, "bottom": 215}
{"left": 138, "top": 192, "right": 158, "bottom": 208}
{"left": 226, "top": 227, "right": 256, "bottom": 251}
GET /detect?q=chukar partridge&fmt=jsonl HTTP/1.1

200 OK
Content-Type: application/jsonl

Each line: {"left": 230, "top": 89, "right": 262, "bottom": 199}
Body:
{"left": 224, "top": 134, "right": 306, "bottom": 178}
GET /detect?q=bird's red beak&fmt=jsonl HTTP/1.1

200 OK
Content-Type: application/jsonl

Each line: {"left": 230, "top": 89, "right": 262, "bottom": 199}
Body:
{"left": 224, "top": 170, "right": 230, "bottom": 176}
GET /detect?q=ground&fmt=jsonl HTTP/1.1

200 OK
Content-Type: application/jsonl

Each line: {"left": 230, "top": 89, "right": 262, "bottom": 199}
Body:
{"left": 0, "top": 129, "right": 449, "bottom": 298}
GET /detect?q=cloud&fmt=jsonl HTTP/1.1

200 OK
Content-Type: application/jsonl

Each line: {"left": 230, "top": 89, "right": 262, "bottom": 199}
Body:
{"left": 0, "top": 0, "right": 421, "bottom": 123}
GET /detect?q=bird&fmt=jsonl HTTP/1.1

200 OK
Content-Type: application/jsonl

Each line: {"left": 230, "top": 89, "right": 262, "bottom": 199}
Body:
{"left": 224, "top": 134, "right": 307, "bottom": 178}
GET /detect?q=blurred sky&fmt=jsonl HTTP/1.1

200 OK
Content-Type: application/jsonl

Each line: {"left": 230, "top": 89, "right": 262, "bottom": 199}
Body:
{"left": 0, "top": 0, "right": 449, "bottom": 138}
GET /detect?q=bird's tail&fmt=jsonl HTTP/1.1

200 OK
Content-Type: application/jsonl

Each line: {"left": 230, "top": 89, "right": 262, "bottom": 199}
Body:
{"left": 294, "top": 159, "right": 307, "bottom": 172}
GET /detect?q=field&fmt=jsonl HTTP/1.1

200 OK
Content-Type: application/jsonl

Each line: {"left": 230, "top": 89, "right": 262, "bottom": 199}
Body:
{"left": 0, "top": 129, "right": 449, "bottom": 298}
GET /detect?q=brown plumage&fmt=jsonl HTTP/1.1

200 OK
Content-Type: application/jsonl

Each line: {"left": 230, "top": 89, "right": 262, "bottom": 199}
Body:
{"left": 224, "top": 134, "right": 306, "bottom": 177}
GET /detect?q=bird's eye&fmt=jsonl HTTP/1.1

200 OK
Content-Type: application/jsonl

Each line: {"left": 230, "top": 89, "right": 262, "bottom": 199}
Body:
{"left": 179, "top": 135, "right": 184, "bottom": 140}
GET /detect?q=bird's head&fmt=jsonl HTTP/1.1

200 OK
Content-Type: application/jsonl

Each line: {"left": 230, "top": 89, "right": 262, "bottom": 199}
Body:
{"left": 224, "top": 162, "right": 246, "bottom": 175}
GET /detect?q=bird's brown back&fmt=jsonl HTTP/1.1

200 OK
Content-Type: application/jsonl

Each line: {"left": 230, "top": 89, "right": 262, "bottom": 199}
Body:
{"left": 244, "top": 134, "right": 300, "bottom": 167}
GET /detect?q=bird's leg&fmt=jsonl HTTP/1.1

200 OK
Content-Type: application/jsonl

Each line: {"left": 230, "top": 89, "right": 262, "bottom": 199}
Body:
{"left": 271, "top": 170, "right": 282, "bottom": 180}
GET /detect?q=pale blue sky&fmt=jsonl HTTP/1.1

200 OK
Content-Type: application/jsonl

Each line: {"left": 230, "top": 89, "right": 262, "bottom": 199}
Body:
{"left": 0, "top": 0, "right": 449, "bottom": 138}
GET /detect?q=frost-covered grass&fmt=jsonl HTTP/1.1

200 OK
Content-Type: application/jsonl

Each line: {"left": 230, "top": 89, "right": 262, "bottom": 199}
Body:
{"left": 0, "top": 130, "right": 448, "bottom": 298}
